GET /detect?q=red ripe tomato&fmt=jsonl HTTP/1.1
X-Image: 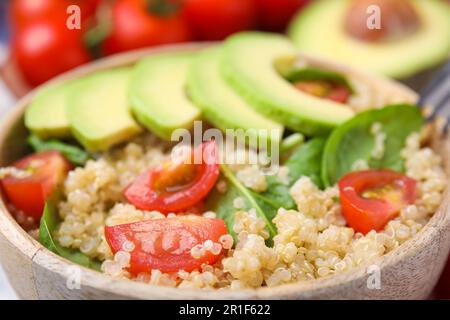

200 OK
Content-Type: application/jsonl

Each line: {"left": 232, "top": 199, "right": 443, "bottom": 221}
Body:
{"left": 10, "top": 0, "right": 100, "bottom": 31}
{"left": 105, "top": 215, "right": 228, "bottom": 273}
{"left": 12, "top": 20, "right": 91, "bottom": 86}
{"left": 0, "top": 151, "right": 71, "bottom": 219}
{"left": 326, "top": 86, "right": 351, "bottom": 104}
{"left": 257, "top": 0, "right": 311, "bottom": 31}
{"left": 294, "top": 81, "right": 351, "bottom": 104}
{"left": 125, "top": 141, "right": 220, "bottom": 213}
{"left": 102, "top": 0, "right": 193, "bottom": 55}
{"left": 338, "top": 169, "right": 417, "bottom": 234}
{"left": 183, "top": 0, "right": 258, "bottom": 40}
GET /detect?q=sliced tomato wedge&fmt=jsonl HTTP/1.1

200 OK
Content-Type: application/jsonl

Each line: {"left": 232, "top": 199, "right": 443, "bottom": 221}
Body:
{"left": 125, "top": 141, "right": 219, "bottom": 213}
{"left": 105, "top": 215, "right": 228, "bottom": 274}
{"left": 294, "top": 80, "right": 351, "bottom": 104}
{"left": 338, "top": 169, "right": 417, "bottom": 234}
{"left": 1, "top": 151, "right": 71, "bottom": 219}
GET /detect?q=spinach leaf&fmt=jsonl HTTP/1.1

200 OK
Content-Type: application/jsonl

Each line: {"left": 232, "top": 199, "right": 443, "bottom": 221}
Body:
{"left": 286, "top": 67, "right": 354, "bottom": 93}
{"left": 283, "top": 137, "right": 326, "bottom": 189}
{"left": 322, "top": 104, "right": 424, "bottom": 187}
{"left": 207, "top": 138, "right": 326, "bottom": 245}
{"left": 39, "top": 201, "right": 102, "bottom": 271}
{"left": 28, "top": 135, "right": 90, "bottom": 166}
{"left": 261, "top": 137, "right": 327, "bottom": 209}
{"left": 206, "top": 165, "right": 277, "bottom": 243}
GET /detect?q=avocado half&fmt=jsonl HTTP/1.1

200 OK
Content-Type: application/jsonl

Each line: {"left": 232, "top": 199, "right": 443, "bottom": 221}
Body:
{"left": 288, "top": 0, "right": 450, "bottom": 79}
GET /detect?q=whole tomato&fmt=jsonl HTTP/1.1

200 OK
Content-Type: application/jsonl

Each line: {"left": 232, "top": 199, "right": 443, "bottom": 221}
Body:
{"left": 257, "top": 0, "right": 310, "bottom": 31}
{"left": 12, "top": 20, "right": 91, "bottom": 86}
{"left": 102, "top": 0, "right": 193, "bottom": 55}
{"left": 10, "top": 0, "right": 101, "bottom": 31}
{"left": 183, "top": 0, "right": 258, "bottom": 40}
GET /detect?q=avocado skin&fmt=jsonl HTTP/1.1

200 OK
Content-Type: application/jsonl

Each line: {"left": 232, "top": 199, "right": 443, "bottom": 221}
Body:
{"left": 220, "top": 32, "right": 354, "bottom": 136}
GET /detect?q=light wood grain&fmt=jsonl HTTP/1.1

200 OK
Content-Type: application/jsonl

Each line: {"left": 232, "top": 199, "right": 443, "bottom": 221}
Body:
{"left": 0, "top": 43, "right": 449, "bottom": 300}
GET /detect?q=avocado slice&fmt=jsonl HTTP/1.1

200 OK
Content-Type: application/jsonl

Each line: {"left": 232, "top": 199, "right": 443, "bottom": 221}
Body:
{"left": 288, "top": 0, "right": 450, "bottom": 79}
{"left": 129, "top": 53, "right": 201, "bottom": 140}
{"left": 221, "top": 32, "right": 355, "bottom": 136}
{"left": 25, "top": 83, "right": 73, "bottom": 139}
{"left": 187, "top": 47, "right": 284, "bottom": 146}
{"left": 67, "top": 68, "right": 142, "bottom": 151}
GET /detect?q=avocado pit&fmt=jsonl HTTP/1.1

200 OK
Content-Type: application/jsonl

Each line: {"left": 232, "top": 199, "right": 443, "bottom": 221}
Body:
{"left": 344, "top": 0, "right": 421, "bottom": 43}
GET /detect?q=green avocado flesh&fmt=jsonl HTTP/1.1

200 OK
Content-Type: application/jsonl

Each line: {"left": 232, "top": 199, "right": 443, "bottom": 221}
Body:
{"left": 187, "top": 48, "right": 284, "bottom": 146}
{"left": 25, "top": 83, "right": 73, "bottom": 139}
{"left": 129, "top": 53, "right": 201, "bottom": 140}
{"left": 221, "top": 32, "right": 355, "bottom": 136}
{"left": 289, "top": 0, "right": 450, "bottom": 79}
{"left": 67, "top": 68, "right": 142, "bottom": 151}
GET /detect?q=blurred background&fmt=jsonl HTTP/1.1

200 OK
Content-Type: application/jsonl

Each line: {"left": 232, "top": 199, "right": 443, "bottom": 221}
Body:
{"left": 0, "top": 0, "right": 449, "bottom": 300}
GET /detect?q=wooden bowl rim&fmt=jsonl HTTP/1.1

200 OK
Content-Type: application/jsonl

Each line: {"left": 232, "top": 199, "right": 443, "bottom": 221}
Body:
{"left": 0, "top": 42, "right": 449, "bottom": 299}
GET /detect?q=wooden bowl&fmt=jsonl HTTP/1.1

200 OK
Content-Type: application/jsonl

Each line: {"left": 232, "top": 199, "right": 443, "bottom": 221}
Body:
{"left": 1, "top": 43, "right": 450, "bottom": 300}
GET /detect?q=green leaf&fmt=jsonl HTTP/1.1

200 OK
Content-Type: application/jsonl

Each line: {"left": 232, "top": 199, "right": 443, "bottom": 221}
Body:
{"left": 206, "top": 165, "right": 277, "bottom": 244}
{"left": 283, "top": 137, "right": 326, "bottom": 189}
{"left": 260, "top": 137, "right": 327, "bottom": 209}
{"left": 322, "top": 104, "right": 424, "bottom": 186}
{"left": 206, "top": 138, "right": 327, "bottom": 245}
{"left": 39, "top": 201, "right": 102, "bottom": 271}
{"left": 28, "top": 134, "right": 90, "bottom": 166}
{"left": 285, "top": 67, "right": 354, "bottom": 93}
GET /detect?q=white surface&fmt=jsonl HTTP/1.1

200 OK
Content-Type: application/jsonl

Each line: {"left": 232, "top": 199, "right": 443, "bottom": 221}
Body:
{"left": 0, "top": 44, "right": 19, "bottom": 300}
{"left": 0, "top": 265, "right": 17, "bottom": 300}
{"left": 0, "top": 45, "right": 15, "bottom": 118}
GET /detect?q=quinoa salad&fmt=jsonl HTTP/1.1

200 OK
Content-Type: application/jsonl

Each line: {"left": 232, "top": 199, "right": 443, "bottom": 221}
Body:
{"left": 0, "top": 32, "right": 447, "bottom": 291}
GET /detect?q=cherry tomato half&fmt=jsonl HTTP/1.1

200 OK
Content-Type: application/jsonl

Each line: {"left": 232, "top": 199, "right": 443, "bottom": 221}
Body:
{"left": 338, "top": 169, "right": 417, "bottom": 234}
{"left": 105, "top": 215, "right": 228, "bottom": 273}
{"left": 125, "top": 141, "right": 220, "bottom": 213}
{"left": 102, "top": 0, "right": 193, "bottom": 55}
{"left": 0, "top": 151, "right": 71, "bottom": 219}
{"left": 183, "top": 0, "right": 257, "bottom": 40}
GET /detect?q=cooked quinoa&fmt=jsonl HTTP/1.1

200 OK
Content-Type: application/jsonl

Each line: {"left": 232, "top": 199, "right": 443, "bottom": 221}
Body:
{"left": 55, "top": 132, "right": 447, "bottom": 289}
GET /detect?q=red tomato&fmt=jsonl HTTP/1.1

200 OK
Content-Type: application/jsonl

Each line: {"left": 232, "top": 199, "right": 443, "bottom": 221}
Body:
{"left": 257, "top": 0, "right": 311, "bottom": 31}
{"left": 10, "top": 0, "right": 100, "bottom": 31}
{"left": 183, "top": 0, "right": 257, "bottom": 40}
{"left": 125, "top": 141, "right": 219, "bottom": 213}
{"left": 338, "top": 169, "right": 417, "bottom": 234}
{"left": 105, "top": 215, "right": 228, "bottom": 273}
{"left": 102, "top": 0, "right": 192, "bottom": 55}
{"left": 0, "top": 151, "right": 71, "bottom": 219}
{"left": 326, "top": 86, "right": 351, "bottom": 104}
{"left": 12, "top": 20, "right": 91, "bottom": 86}
{"left": 294, "top": 81, "right": 351, "bottom": 104}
